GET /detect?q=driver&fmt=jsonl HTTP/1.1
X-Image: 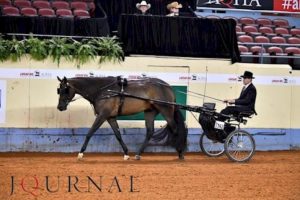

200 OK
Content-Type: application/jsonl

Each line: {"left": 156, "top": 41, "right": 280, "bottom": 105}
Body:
{"left": 221, "top": 71, "right": 257, "bottom": 117}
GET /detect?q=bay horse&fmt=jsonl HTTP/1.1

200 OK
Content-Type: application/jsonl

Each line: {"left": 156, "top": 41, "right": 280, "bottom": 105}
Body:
{"left": 57, "top": 76, "right": 187, "bottom": 160}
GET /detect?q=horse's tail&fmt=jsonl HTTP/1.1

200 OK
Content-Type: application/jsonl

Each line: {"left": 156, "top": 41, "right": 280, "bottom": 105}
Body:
{"left": 152, "top": 109, "right": 188, "bottom": 152}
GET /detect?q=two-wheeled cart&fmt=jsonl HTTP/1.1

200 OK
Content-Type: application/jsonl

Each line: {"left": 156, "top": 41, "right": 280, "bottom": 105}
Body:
{"left": 109, "top": 90, "right": 256, "bottom": 162}
{"left": 198, "top": 103, "right": 255, "bottom": 162}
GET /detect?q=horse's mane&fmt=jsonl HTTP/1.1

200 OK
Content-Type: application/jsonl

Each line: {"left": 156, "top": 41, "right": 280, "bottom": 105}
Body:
{"left": 68, "top": 77, "right": 117, "bottom": 101}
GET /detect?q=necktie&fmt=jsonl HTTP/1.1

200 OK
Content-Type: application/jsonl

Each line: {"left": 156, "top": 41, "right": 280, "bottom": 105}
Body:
{"left": 242, "top": 86, "right": 246, "bottom": 93}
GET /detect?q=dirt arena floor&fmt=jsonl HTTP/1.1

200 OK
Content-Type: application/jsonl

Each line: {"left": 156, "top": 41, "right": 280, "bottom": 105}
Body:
{"left": 0, "top": 151, "right": 299, "bottom": 200}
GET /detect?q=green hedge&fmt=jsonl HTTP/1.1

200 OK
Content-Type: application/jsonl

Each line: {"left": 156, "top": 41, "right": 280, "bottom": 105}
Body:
{"left": 0, "top": 36, "right": 124, "bottom": 68}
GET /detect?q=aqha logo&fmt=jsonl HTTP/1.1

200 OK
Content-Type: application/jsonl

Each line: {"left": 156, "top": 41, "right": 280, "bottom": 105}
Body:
{"left": 205, "top": 0, "right": 262, "bottom": 8}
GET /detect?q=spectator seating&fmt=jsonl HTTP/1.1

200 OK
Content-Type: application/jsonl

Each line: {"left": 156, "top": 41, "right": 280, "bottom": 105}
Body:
{"left": 238, "top": 45, "right": 249, "bottom": 53}
{"left": 73, "top": 9, "right": 90, "bottom": 18}
{"left": 2, "top": 6, "right": 20, "bottom": 16}
{"left": 275, "top": 27, "right": 290, "bottom": 36}
{"left": 271, "top": 36, "right": 287, "bottom": 44}
{"left": 285, "top": 47, "right": 300, "bottom": 67}
{"left": 256, "top": 18, "right": 273, "bottom": 27}
{"left": 70, "top": 1, "right": 88, "bottom": 10}
{"left": 250, "top": 46, "right": 266, "bottom": 54}
{"left": 273, "top": 18, "right": 289, "bottom": 27}
{"left": 236, "top": 16, "right": 299, "bottom": 67}
{"left": 268, "top": 46, "right": 284, "bottom": 54}
{"left": 290, "top": 28, "right": 300, "bottom": 36}
{"left": 0, "top": 0, "right": 11, "bottom": 6}
{"left": 236, "top": 25, "right": 242, "bottom": 32}
{"left": 285, "top": 47, "right": 300, "bottom": 55}
{"left": 259, "top": 26, "right": 275, "bottom": 36}
{"left": 0, "top": 0, "right": 92, "bottom": 18}
{"left": 238, "top": 35, "right": 253, "bottom": 43}
{"left": 38, "top": 8, "right": 55, "bottom": 17}
{"left": 14, "top": 0, "right": 32, "bottom": 9}
{"left": 243, "top": 25, "right": 260, "bottom": 35}
{"left": 268, "top": 46, "right": 285, "bottom": 64}
{"left": 52, "top": 1, "right": 69, "bottom": 10}
{"left": 33, "top": 1, "right": 51, "bottom": 9}
{"left": 239, "top": 17, "right": 256, "bottom": 26}
{"left": 56, "top": 8, "right": 73, "bottom": 17}
{"left": 20, "top": 7, "right": 37, "bottom": 16}
{"left": 288, "top": 37, "right": 300, "bottom": 44}
{"left": 255, "top": 36, "right": 270, "bottom": 43}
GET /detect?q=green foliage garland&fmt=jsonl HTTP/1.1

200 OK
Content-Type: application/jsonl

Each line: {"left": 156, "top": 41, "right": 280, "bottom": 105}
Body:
{"left": 0, "top": 36, "right": 124, "bottom": 68}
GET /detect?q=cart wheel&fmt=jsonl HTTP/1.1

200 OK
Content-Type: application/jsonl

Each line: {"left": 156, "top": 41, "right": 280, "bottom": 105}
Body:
{"left": 224, "top": 130, "right": 255, "bottom": 162}
{"left": 199, "top": 133, "right": 225, "bottom": 157}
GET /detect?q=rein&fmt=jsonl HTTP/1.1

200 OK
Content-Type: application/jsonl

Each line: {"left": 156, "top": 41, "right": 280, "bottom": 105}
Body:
{"left": 69, "top": 79, "right": 119, "bottom": 103}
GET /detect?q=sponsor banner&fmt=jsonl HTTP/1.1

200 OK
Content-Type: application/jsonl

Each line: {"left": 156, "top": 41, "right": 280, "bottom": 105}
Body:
{"left": 274, "top": 0, "right": 300, "bottom": 12}
{"left": 0, "top": 68, "right": 299, "bottom": 85}
{"left": 0, "top": 80, "right": 6, "bottom": 123}
{"left": 0, "top": 68, "right": 188, "bottom": 84}
{"left": 197, "top": 0, "right": 273, "bottom": 10}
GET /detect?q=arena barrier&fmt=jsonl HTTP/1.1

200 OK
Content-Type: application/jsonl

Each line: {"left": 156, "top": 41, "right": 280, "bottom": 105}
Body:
{"left": 0, "top": 56, "right": 299, "bottom": 152}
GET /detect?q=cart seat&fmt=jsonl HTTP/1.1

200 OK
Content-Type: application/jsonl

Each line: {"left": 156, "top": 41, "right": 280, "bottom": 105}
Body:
{"left": 239, "top": 111, "right": 255, "bottom": 118}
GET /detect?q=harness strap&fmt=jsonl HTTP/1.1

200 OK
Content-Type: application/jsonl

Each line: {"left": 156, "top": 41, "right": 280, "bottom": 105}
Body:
{"left": 117, "top": 76, "right": 127, "bottom": 115}
{"left": 118, "top": 94, "right": 125, "bottom": 115}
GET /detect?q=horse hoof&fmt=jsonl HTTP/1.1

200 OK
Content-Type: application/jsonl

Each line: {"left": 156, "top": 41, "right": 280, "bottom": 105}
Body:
{"left": 179, "top": 155, "right": 185, "bottom": 160}
{"left": 77, "top": 153, "right": 84, "bottom": 160}
{"left": 135, "top": 155, "right": 141, "bottom": 160}
{"left": 124, "top": 155, "right": 130, "bottom": 160}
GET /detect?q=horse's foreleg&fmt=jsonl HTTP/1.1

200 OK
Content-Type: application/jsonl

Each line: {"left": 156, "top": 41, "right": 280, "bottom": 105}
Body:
{"left": 135, "top": 110, "right": 157, "bottom": 160}
{"left": 107, "top": 118, "right": 130, "bottom": 160}
{"left": 78, "top": 115, "right": 106, "bottom": 160}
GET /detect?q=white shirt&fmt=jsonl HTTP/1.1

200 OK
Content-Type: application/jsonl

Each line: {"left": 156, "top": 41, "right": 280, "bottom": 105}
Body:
{"left": 243, "top": 82, "right": 251, "bottom": 91}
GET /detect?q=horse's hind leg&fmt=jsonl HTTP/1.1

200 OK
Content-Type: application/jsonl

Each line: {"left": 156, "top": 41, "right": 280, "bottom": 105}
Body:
{"left": 154, "top": 106, "right": 185, "bottom": 160}
{"left": 135, "top": 110, "right": 158, "bottom": 160}
{"left": 107, "top": 118, "right": 130, "bottom": 160}
{"left": 78, "top": 115, "right": 106, "bottom": 160}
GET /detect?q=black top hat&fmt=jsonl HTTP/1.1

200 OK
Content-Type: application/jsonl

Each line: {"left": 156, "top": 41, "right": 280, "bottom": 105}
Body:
{"left": 240, "top": 71, "right": 255, "bottom": 79}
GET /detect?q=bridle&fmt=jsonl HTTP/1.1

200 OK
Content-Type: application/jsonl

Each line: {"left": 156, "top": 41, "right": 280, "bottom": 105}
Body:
{"left": 57, "top": 83, "right": 76, "bottom": 107}
{"left": 57, "top": 79, "right": 120, "bottom": 104}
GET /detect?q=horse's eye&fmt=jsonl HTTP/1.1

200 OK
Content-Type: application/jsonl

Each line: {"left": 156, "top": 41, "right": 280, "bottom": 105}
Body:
{"left": 65, "top": 88, "right": 69, "bottom": 94}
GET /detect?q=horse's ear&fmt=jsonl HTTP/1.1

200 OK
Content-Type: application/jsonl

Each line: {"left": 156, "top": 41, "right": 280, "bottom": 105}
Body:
{"left": 63, "top": 76, "right": 67, "bottom": 83}
{"left": 57, "top": 76, "right": 62, "bottom": 82}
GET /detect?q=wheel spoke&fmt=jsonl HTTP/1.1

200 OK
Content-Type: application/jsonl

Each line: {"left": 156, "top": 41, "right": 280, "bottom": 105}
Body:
{"left": 225, "top": 130, "right": 255, "bottom": 162}
{"left": 200, "top": 134, "right": 225, "bottom": 157}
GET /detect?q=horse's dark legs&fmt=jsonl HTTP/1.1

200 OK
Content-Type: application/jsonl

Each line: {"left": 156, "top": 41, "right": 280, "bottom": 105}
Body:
{"left": 107, "top": 118, "right": 130, "bottom": 160}
{"left": 135, "top": 110, "right": 157, "bottom": 160}
{"left": 164, "top": 119, "right": 184, "bottom": 160}
{"left": 155, "top": 106, "right": 184, "bottom": 160}
{"left": 78, "top": 115, "right": 106, "bottom": 160}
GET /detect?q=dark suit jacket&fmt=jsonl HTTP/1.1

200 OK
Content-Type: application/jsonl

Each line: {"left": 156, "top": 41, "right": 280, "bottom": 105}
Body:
{"left": 235, "top": 83, "right": 257, "bottom": 113}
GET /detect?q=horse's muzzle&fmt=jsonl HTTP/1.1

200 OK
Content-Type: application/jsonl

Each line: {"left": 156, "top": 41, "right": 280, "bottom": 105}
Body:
{"left": 57, "top": 105, "right": 67, "bottom": 111}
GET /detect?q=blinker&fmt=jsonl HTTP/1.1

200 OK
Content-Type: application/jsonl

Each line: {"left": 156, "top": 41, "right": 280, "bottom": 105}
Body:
{"left": 57, "top": 87, "right": 69, "bottom": 95}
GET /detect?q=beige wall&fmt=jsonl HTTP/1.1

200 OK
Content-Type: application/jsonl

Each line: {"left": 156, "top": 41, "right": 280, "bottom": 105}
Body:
{"left": 0, "top": 56, "right": 299, "bottom": 129}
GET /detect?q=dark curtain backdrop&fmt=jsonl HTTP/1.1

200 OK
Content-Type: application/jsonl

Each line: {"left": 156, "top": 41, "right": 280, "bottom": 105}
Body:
{"left": 97, "top": 0, "right": 196, "bottom": 31}
{"left": 118, "top": 15, "right": 240, "bottom": 63}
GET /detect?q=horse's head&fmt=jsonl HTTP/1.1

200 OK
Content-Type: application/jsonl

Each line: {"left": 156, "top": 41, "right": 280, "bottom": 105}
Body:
{"left": 57, "top": 76, "right": 75, "bottom": 111}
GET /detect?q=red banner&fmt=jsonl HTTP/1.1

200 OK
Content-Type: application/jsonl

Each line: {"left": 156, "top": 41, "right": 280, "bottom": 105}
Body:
{"left": 197, "top": 0, "right": 300, "bottom": 12}
{"left": 274, "top": 0, "right": 300, "bottom": 12}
